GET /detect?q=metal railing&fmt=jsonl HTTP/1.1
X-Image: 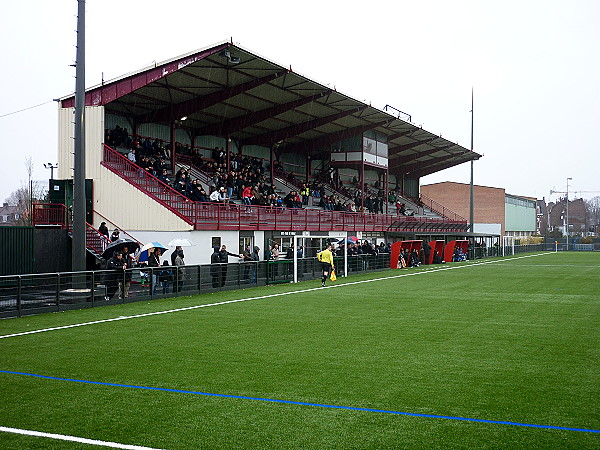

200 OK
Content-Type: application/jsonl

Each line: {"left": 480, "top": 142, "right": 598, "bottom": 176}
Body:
{"left": 100, "top": 144, "right": 468, "bottom": 232}
{"left": 415, "top": 192, "right": 466, "bottom": 222}
{"left": 102, "top": 144, "right": 195, "bottom": 224}
{"left": 0, "top": 254, "right": 391, "bottom": 318}
{"left": 33, "top": 203, "right": 112, "bottom": 255}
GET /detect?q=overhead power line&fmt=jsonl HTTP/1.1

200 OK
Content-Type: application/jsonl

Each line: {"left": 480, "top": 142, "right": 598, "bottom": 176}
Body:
{"left": 0, "top": 100, "right": 54, "bottom": 119}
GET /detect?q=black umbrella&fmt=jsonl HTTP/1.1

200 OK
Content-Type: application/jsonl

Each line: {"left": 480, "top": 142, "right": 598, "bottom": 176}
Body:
{"left": 102, "top": 238, "right": 140, "bottom": 259}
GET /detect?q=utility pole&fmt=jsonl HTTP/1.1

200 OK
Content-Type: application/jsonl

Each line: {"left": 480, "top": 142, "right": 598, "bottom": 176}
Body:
{"left": 72, "top": 0, "right": 86, "bottom": 272}
{"left": 550, "top": 178, "right": 573, "bottom": 249}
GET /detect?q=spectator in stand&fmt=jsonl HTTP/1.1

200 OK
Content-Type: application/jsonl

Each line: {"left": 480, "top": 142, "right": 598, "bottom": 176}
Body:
{"left": 110, "top": 229, "right": 120, "bottom": 242}
{"left": 209, "top": 188, "right": 220, "bottom": 202}
{"left": 158, "top": 168, "right": 171, "bottom": 185}
{"left": 301, "top": 184, "right": 310, "bottom": 206}
{"left": 241, "top": 185, "right": 253, "bottom": 205}
{"left": 127, "top": 148, "right": 136, "bottom": 164}
{"left": 218, "top": 187, "right": 230, "bottom": 204}
{"left": 388, "top": 191, "right": 396, "bottom": 204}
{"left": 174, "top": 168, "right": 184, "bottom": 184}
{"left": 284, "top": 191, "right": 296, "bottom": 208}
{"left": 98, "top": 222, "right": 109, "bottom": 239}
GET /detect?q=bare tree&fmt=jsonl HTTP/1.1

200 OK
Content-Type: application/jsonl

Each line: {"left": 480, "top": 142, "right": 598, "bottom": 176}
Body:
{"left": 585, "top": 196, "right": 600, "bottom": 234}
{"left": 3, "top": 156, "right": 48, "bottom": 225}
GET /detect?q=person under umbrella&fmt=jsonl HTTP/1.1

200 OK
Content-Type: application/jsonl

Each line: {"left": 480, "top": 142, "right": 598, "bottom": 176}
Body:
{"left": 104, "top": 251, "right": 126, "bottom": 301}
{"left": 102, "top": 238, "right": 139, "bottom": 260}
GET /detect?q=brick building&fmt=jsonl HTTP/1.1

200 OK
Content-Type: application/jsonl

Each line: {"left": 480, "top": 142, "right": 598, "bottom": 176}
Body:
{"left": 421, "top": 182, "right": 536, "bottom": 238}
{"left": 547, "top": 198, "right": 588, "bottom": 236}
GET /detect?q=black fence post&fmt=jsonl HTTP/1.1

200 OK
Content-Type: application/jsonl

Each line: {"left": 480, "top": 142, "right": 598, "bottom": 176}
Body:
{"left": 56, "top": 272, "right": 60, "bottom": 311}
{"left": 56, "top": 273, "right": 60, "bottom": 312}
{"left": 17, "top": 275, "right": 22, "bottom": 317}
{"left": 91, "top": 271, "right": 96, "bottom": 306}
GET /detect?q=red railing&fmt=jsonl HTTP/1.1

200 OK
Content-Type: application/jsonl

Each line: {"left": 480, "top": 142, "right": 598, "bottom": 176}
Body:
{"left": 102, "top": 144, "right": 195, "bottom": 224}
{"left": 92, "top": 209, "right": 141, "bottom": 246}
{"left": 188, "top": 203, "right": 466, "bottom": 232}
{"left": 410, "top": 192, "right": 466, "bottom": 222}
{"left": 102, "top": 144, "right": 468, "bottom": 233}
{"left": 33, "top": 203, "right": 69, "bottom": 228}
{"left": 32, "top": 203, "right": 112, "bottom": 255}
{"left": 85, "top": 224, "right": 111, "bottom": 254}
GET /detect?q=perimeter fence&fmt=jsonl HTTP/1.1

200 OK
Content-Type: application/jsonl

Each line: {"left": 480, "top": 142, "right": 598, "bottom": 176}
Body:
{"left": 0, "top": 254, "right": 389, "bottom": 318}
{"left": 1, "top": 244, "right": 595, "bottom": 319}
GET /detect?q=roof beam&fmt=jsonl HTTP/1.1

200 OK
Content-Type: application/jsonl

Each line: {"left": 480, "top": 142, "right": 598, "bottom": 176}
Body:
{"left": 391, "top": 137, "right": 439, "bottom": 153}
{"left": 410, "top": 154, "right": 479, "bottom": 178}
{"left": 197, "top": 90, "right": 331, "bottom": 136}
{"left": 389, "top": 144, "right": 457, "bottom": 166}
{"left": 283, "top": 119, "right": 392, "bottom": 154}
{"left": 242, "top": 106, "right": 367, "bottom": 147}
{"left": 397, "top": 152, "right": 471, "bottom": 176}
{"left": 385, "top": 129, "right": 417, "bottom": 142}
{"left": 136, "top": 69, "right": 289, "bottom": 124}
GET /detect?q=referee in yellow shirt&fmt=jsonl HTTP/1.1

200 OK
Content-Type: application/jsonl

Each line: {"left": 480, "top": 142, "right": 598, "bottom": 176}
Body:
{"left": 317, "top": 243, "right": 335, "bottom": 287}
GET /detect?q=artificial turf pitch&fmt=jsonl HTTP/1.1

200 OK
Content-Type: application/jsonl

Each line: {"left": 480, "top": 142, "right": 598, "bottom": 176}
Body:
{"left": 0, "top": 251, "right": 598, "bottom": 449}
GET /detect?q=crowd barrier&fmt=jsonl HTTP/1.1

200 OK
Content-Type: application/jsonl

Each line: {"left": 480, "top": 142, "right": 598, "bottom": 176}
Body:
{"left": 0, "top": 254, "right": 390, "bottom": 318}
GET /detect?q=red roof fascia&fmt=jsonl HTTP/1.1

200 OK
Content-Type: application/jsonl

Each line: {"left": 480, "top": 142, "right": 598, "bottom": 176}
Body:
{"left": 61, "top": 43, "right": 230, "bottom": 108}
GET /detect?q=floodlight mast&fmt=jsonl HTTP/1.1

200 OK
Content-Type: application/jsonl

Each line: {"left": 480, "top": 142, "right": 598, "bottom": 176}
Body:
{"left": 566, "top": 177, "right": 572, "bottom": 249}
{"left": 72, "top": 0, "right": 86, "bottom": 272}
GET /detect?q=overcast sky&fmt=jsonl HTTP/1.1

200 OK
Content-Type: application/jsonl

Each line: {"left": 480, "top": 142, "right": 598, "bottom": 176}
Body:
{"left": 1, "top": 0, "right": 598, "bottom": 205}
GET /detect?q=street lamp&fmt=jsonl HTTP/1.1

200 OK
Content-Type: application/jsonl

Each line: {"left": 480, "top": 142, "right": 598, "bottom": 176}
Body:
{"left": 566, "top": 177, "right": 572, "bottom": 249}
{"left": 43, "top": 163, "right": 58, "bottom": 180}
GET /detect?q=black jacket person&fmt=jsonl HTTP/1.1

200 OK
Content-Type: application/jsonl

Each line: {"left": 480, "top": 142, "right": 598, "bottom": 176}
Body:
{"left": 218, "top": 245, "right": 242, "bottom": 287}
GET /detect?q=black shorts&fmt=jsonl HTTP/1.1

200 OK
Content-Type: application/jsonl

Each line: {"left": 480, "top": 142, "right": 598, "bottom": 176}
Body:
{"left": 321, "top": 262, "right": 332, "bottom": 273}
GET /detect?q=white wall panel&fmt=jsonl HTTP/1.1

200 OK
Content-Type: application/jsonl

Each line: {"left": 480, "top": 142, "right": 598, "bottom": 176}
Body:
{"left": 58, "top": 106, "right": 191, "bottom": 232}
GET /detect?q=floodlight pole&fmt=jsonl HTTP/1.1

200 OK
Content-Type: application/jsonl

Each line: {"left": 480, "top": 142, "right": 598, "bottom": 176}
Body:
{"left": 72, "top": 0, "right": 86, "bottom": 272}
{"left": 469, "top": 88, "right": 475, "bottom": 233}
{"left": 566, "top": 177, "right": 572, "bottom": 249}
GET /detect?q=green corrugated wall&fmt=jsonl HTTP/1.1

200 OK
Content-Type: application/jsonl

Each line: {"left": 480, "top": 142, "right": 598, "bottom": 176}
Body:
{"left": 0, "top": 226, "right": 34, "bottom": 275}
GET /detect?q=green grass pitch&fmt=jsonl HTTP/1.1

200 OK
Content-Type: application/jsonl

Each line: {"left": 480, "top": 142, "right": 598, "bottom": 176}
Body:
{"left": 0, "top": 252, "right": 598, "bottom": 449}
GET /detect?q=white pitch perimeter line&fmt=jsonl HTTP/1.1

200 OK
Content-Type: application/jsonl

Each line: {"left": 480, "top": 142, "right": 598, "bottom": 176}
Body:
{"left": 0, "top": 426, "right": 165, "bottom": 449}
{"left": 0, "top": 252, "right": 553, "bottom": 340}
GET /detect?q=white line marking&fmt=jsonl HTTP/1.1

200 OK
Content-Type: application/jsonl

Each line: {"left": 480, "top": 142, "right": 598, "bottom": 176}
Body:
{"left": 0, "top": 253, "right": 554, "bottom": 340}
{"left": 0, "top": 426, "right": 165, "bottom": 449}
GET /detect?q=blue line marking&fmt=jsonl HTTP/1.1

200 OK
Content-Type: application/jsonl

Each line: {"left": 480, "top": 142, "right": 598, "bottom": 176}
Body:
{"left": 1, "top": 369, "right": 598, "bottom": 434}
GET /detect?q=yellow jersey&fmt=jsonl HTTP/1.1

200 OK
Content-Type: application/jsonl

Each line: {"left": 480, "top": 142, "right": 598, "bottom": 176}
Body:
{"left": 317, "top": 249, "right": 334, "bottom": 266}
